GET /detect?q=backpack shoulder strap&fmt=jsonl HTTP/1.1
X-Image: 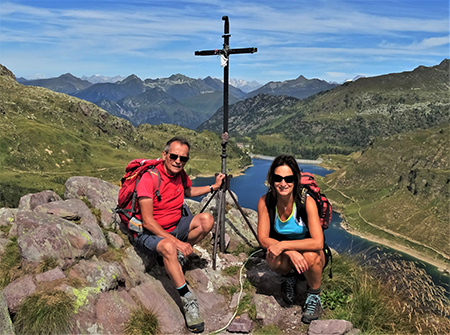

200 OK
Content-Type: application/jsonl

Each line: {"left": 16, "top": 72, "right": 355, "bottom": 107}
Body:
{"left": 180, "top": 171, "right": 187, "bottom": 190}
{"left": 264, "top": 191, "right": 285, "bottom": 240}
{"left": 146, "top": 167, "right": 162, "bottom": 201}
{"left": 264, "top": 191, "right": 275, "bottom": 226}
{"left": 297, "top": 187, "right": 308, "bottom": 226}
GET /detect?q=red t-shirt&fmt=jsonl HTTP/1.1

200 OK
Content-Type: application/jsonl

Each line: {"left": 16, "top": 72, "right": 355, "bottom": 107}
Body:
{"left": 136, "top": 163, "right": 192, "bottom": 232}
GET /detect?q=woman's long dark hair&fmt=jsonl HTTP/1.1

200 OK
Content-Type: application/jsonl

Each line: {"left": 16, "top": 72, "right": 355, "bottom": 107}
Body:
{"left": 267, "top": 154, "right": 302, "bottom": 202}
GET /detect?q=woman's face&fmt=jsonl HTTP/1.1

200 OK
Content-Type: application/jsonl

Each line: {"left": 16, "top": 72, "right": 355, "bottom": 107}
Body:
{"left": 273, "top": 165, "right": 295, "bottom": 197}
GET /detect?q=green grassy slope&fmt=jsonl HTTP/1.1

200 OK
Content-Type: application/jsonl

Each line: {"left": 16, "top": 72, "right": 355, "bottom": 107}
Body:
{"left": 0, "top": 65, "right": 250, "bottom": 207}
{"left": 321, "top": 125, "right": 450, "bottom": 264}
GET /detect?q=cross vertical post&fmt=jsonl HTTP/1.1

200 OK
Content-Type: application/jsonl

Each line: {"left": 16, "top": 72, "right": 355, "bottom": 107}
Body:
{"left": 195, "top": 16, "right": 257, "bottom": 268}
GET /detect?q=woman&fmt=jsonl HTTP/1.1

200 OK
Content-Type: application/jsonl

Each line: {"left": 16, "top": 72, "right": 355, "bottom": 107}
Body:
{"left": 257, "top": 154, "right": 326, "bottom": 324}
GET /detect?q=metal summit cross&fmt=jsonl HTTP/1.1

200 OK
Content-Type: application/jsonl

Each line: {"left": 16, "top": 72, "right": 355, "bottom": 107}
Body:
{"left": 195, "top": 16, "right": 258, "bottom": 269}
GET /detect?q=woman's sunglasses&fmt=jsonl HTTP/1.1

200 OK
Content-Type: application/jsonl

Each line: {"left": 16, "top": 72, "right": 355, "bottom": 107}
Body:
{"left": 167, "top": 153, "right": 189, "bottom": 162}
{"left": 273, "top": 174, "right": 295, "bottom": 183}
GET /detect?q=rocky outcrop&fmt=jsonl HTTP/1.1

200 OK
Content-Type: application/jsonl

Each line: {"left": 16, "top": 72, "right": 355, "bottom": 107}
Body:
{"left": 64, "top": 176, "right": 119, "bottom": 229}
{"left": 0, "top": 176, "right": 356, "bottom": 335}
{"left": 0, "top": 290, "right": 14, "bottom": 335}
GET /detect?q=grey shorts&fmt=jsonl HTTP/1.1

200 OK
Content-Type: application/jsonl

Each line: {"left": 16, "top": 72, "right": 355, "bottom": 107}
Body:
{"left": 134, "top": 205, "right": 193, "bottom": 255}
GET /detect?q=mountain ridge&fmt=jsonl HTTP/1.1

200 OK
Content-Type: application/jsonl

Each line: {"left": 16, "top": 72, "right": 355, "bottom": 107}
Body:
{"left": 199, "top": 59, "right": 449, "bottom": 159}
{"left": 18, "top": 71, "right": 339, "bottom": 129}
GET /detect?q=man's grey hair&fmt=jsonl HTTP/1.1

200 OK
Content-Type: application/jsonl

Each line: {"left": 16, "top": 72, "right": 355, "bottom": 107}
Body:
{"left": 164, "top": 136, "right": 191, "bottom": 153}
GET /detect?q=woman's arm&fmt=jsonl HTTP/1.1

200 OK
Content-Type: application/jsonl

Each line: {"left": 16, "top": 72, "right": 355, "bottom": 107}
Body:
{"left": 257, "top": 195, "right": 280, "bottom": 249}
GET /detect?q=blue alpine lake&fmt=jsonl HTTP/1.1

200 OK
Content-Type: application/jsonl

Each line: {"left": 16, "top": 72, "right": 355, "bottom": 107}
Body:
{"left": 192, "top": 158, "right": 450, "bottom": 293}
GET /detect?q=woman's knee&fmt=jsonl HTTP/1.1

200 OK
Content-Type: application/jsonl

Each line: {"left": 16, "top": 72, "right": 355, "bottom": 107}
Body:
{"left": 303, "top": 251, "right": 323, "bottom": 268}
{"left": 266, "top": 254, "right": 291, "bottom": 274}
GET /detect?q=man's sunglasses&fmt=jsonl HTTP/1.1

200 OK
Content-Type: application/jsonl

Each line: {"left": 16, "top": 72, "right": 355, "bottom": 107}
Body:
{"left": 273, "top": 174, "right": 295, "bottom": 183}
{"left": 167, "top": 152, "right": 189, "bottom": 162}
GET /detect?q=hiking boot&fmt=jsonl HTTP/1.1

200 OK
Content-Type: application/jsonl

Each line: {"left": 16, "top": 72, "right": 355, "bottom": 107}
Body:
{"left": 181, "top": 292, "right": 204, "bottom": 333}
{"left": 281, "top": 274, "right": 296, "bottom": 305}
{"left": 301, "top": 293, "right": 324, "bottom": 324}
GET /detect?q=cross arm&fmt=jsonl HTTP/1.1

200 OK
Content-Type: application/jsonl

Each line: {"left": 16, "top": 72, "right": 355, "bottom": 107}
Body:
{"left": 195, "top": 47, "right": 257, "bottom": 57}
{"left": 228, "top": 47, "right": 257, "bottom": 55}
{"left": 195, "top": 49, "right": 223, "bottom": 56}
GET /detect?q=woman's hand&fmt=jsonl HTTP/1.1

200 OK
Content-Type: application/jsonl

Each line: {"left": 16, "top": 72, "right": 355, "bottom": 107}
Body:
{"left": 286, "top": 250, "right": 309, "bottom": 274}
{"left": 266, "top": 241, "right": 285, "bottom": 260}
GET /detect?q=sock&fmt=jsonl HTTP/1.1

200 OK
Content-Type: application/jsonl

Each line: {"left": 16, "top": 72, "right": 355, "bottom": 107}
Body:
{"left": 307, "top": 286, "right": 321, "bottom": 295}
{"left": 177, "top": 283, "right": 190, "bottom": 297}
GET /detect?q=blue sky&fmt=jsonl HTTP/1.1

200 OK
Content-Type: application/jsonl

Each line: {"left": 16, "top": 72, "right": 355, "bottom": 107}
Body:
{"left": 1, "top": 0, "right": 448, "bottom": 84}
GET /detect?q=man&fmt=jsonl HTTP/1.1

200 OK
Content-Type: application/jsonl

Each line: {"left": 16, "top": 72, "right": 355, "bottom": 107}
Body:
{"left": 134, "top": 136, "right": 224, "bottom": 333}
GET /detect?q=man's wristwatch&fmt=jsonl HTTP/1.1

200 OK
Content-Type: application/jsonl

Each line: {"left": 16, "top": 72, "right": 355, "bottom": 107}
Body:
{"left": 209, "top": 185, "right": 214, "bottom": 193}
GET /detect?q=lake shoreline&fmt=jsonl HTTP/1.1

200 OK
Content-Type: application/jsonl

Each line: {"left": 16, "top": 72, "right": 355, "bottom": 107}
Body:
{"left": 337, "top": 213, "right": 450, "bottom": 275}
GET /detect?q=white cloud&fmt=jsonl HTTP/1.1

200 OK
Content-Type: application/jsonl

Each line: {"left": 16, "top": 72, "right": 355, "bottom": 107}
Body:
{"left": 1, "top": 0, "right": 448, "bottom": 82}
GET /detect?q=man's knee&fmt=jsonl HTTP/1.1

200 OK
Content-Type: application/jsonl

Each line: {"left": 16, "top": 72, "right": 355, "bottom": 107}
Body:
{"left": 157, "top": 238, "right": 177, "bottom": 257}
{"left": 195, "top": 212, "right": 214, "bottom": 232}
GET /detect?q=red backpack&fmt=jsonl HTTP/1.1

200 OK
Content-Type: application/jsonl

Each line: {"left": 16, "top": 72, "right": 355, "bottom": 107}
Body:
{"left": 299, "top": 171, "right": 332, "bottom": 230}
{"left": 115, "top": 158, "right": 163, "bottom": 235}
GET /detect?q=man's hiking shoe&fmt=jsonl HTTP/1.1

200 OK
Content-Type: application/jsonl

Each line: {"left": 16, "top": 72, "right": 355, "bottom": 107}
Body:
{"left": 301, "top": 293, "right": 324, "bottom": 324}
{"left": 281, "top": 274, "right": 296, "bottom": 305}
{"left": 181, "top": 292, "right": 204, "bottom": 333}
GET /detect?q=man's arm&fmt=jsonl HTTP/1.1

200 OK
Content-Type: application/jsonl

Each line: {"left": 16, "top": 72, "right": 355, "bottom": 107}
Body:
{"left": 184, "top": 173, "right": 225, "bottom": 198}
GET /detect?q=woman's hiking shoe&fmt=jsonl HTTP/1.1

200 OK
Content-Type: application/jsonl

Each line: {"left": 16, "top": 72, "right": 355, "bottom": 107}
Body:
{"left": 281, "top": 274, "right": 296, "bottom": 305}
{"left": 301, "top": 293, "right": 324, "bottom": 324}
{"left": 181, "top": 292, "right": 204, "bottom": 333}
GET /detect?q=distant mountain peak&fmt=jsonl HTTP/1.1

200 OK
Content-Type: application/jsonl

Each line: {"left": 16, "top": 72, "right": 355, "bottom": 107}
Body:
{"left": 81, "top": 74, "right": 125, "bottom": 84}
{"left": 120, "top": 74, "right": 142, "bottom": 83}
{"left": 168, "top": 73, "right": 191, "bottom": 82}
{"left": 60, "top": 73, "right": 78, "bottom": 79}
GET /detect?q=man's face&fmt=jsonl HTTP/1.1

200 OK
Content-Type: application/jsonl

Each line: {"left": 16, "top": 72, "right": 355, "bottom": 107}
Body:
{"left": 162, "top": 141, "right": 190, "bottom": 176}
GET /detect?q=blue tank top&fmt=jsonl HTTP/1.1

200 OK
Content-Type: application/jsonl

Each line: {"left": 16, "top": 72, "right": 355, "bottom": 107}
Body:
{"left": 274, "top": 203, "right": 309, "bottom": 240}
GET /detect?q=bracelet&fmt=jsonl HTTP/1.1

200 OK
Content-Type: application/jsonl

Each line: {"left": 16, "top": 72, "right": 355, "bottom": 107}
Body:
{"left": 209, "top": 185, "right": 214, "bottom": 193}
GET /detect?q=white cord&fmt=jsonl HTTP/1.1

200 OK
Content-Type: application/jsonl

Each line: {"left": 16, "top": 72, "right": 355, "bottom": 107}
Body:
{"left": 209, "top": 249, "right": 263, "bottom": 335}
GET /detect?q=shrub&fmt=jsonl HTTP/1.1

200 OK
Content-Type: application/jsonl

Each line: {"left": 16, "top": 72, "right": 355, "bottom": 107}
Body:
{"left": 14, "top": 290, "right": 75, "bottom": 335}
{"left": 124, "top": 306, "right": 160, "bottom": 335}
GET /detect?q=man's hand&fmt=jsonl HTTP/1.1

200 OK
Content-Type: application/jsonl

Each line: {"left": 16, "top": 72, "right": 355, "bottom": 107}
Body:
{"left": 213, "top": 173, "right": 225, "bottom": 191}
{"left": 176, "top": 240, "right": 193, "bottom": 257}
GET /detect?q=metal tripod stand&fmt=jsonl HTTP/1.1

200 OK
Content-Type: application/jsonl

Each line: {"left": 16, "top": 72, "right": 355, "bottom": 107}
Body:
{"left": 195, "top": 16, "right": 259, "bottom": 269}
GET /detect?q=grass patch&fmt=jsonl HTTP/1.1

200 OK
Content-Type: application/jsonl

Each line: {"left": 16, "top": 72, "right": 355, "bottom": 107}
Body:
{"left": 218, "top": 279, "right": 254, "bottom": 299}
{"left": 222, "top": 266, "right": 240, "bottom": 277}
{"left": 35, "top": 256, "right": 58, "bottom": 274}
{"left": 230, "top": 243, "right": 261, "bottom": 257}
{"left": 321, "top": 253, "right": 450, "bottom": 334}
{"left": 253, "top": 324, "right": 282, "bottom": 335}
{"left": 236, "top": 294, "right": 256, "bottom": 318}
{"left": 0, "top": 237, "right": 22, "bottom": 289}
{"left": 14, "top": 290, "right": 75, "bottom": 335}
{"left": 123, "top": 306, "right": 160, "bottom": 335}
{"left": 80, "top": 197, "right": 102, "bottom": 226}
